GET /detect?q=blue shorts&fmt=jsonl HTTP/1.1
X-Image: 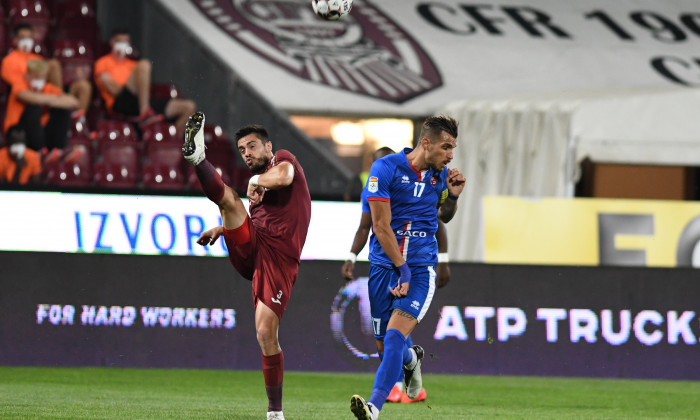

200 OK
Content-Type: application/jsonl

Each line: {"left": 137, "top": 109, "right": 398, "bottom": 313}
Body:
{"left": 367, "top": 264, "right": 436, "bottom": 340}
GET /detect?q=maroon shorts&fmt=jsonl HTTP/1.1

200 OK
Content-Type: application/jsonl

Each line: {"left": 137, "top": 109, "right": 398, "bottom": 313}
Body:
{"left": 223, "top": 216, "right": 300, "bottom": 320}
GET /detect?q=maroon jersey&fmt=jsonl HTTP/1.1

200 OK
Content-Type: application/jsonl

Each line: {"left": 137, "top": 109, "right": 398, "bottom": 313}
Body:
{"left": 249, "top": 149, "right": 311, "bottom": 261}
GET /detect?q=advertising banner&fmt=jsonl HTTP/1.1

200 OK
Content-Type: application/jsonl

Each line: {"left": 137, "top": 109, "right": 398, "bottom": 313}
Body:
{"left": 0, "top": 191, "right": 367, "bottom": 261}
{"left": 484, "top": 196, "right": 700, "bottom": 268}
{"left": 2, "top": 252, "right": 698, "bottom": 379}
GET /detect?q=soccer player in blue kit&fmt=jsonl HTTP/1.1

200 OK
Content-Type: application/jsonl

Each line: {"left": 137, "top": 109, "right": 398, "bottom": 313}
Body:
{"left": 350, "top": 116, "right": 465, "bottom": 420}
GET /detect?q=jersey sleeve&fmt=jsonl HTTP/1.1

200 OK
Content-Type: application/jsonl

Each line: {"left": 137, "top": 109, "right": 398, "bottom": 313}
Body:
{"left": 365, "top": 158, "right": 393, "bottom": 203}
{"left": 274, "top": 149, "right": 297, "bottom": 165}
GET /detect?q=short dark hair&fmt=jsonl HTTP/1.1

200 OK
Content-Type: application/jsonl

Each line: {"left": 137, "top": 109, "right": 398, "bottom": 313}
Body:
{"left": 13, "top": 23, "right": 33, "bottom": 37}
{"left": 235, "top": 125, "right": 270, "bottom": 144}
{"left": 373, "top": 147, "right": 394, "bottom": 161}
{"left": 419, "top": 115, "right": 458, "bottom": 143}
{"left": 110, "top": 26, "right": 130, "bottom": 38}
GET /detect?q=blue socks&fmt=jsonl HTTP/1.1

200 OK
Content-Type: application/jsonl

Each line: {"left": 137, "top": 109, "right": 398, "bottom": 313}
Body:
{"left": 369, "top": 329, "right": 407, "bottom": 411}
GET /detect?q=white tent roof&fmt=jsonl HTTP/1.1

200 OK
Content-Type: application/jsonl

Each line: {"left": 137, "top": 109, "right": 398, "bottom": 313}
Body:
{"left": 572, "top": 88, "right": 700, "bottom": 166}
{"left": 438, "top": 87, "right": 700, "bottom": 261}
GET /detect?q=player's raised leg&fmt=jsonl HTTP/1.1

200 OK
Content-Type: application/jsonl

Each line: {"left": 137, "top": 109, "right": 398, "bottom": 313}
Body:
{"left": 183, "top": 111, "right": 248, "bottom": 230}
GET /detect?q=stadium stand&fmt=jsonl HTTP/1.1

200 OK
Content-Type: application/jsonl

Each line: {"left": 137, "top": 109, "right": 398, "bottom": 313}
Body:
{"left": 51, "top": 38, "right": 94, "bottom": 87}
{"left": 142, "top": 122, "right": 185, "bottom": 189}
{"left": 0, "top": 1, "right": 249, "bottom": 194}
{"left": 7, "top": 0, "right": 51, "bottom": 48}
{"left": 92, "top": 141, "right": 139, "bottom": 188}
{"left": 185, "top": 124, "right": 235, "bottom": 190}
{"left": 43, "top": 137, "right": 92, "bottom": 187}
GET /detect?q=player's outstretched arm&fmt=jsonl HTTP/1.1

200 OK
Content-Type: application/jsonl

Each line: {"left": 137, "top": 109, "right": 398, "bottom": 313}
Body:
{"left": 251, "top": 161, "right": 294, "bottom": 191}
{"left": 197, "top": 226, "right": 224, "bottom": 246}
{"left": 342, "top": 211, "right": 372, "bottom": 280}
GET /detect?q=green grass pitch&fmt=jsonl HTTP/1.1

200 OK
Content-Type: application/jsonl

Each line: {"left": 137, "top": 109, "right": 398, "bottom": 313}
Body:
{"left": 1, "top": 366, "right": 698, "bottom": 419}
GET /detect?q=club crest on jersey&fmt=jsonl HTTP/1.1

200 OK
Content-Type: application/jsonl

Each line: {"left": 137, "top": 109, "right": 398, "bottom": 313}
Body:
{"left": 368, "top": 176, "right": 378, "bottom": 193}
{"left": 430, "top": 176, "right": 438, "bottom": 186}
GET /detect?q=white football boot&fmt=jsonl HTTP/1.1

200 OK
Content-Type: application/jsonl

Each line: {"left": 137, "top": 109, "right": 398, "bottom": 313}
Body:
{"left": 403, "top": 345, "right": 424, "bottom": 399}
{"left": 182, "top": 111, "right": 206, "bottom": 165}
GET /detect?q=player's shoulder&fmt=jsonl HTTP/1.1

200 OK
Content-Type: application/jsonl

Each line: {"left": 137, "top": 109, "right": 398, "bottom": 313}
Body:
{"left": 274, "top": 149, "right": 297, "bottom": 163}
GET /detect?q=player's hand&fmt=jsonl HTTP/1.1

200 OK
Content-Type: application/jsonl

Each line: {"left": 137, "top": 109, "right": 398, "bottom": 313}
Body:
{"left": 391, "top": 263, "right": 411, "bottom": 297}
{"left": 197, "top": 226, "right": 224, "bottom": 246}
{"left": 437, "top": 262, "right": 450, "bottom": 288}
{"left": 341, "top": 260, "right": 355, "bottom": 280}
{"left": 446, "top": 168, "right": 466, "bottom": 198}
{"left": 247, "top": 184, "right": 265, "bottom": 205}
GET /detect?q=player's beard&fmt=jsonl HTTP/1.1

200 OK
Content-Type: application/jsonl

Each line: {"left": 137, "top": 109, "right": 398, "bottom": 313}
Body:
{"left": 248, "top": 155, "right": 270, "bottom": 174}
{"left": 426, "top": 153, "right": 447, "bottom": 172}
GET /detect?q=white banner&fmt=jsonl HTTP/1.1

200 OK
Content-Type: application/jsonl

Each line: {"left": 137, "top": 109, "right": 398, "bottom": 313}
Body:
{"left": 0, "top": 191, "right": 366, "bottom": 261}
{"left": 160, "top": 0, "right": 700, "bottom": 116}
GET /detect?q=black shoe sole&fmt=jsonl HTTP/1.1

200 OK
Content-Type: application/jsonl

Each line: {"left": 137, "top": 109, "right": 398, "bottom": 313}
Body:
{"left": 350, "top": 395, "right": 371, "bottom": 420}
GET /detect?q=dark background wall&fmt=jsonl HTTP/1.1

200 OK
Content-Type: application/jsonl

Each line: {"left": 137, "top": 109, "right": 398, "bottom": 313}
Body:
{"left": 2, "top": 251, "right": 699, "bottom": 379}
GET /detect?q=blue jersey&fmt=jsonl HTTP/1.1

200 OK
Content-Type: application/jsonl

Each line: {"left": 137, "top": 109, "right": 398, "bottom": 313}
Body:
{"left": 365, "top": 148, "right": 448, "bottom": 268}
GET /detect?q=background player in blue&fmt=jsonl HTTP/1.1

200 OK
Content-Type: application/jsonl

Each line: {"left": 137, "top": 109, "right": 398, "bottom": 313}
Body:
{"left": 342, "top": 147, "right": 451, "bottom": 404}
{"left": 350, "top": 116, "right": 465, "bottom": 420}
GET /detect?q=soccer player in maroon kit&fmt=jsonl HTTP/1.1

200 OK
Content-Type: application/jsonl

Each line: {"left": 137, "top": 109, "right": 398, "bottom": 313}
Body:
{"left": 182, "top": 112, "right": 311, "bottom": 420}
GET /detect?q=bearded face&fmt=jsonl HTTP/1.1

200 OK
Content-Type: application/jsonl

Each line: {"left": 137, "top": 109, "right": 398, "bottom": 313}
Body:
{"left": 238, "top": 135, "right": 271, "bottom": 173}
{"left": 425, "top": 131, "right": 456, "bottom": 172}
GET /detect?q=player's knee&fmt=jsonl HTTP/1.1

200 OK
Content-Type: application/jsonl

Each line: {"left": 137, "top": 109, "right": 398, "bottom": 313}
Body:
{"left": 256, "top": 326, "right": 278, "bottom": 346}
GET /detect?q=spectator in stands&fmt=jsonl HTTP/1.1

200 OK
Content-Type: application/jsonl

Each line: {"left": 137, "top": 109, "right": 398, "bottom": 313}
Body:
{"left": 3, "top": 59, "right": 79, "bottom": 163}
{"left": 0, "top": 126, "right": 41, "bottom": 185}
{"left": 94, "top": 27, "right": 196, "bottom": 137}
{"left": 1, "top": 23, "right": 92, "bottom": 119}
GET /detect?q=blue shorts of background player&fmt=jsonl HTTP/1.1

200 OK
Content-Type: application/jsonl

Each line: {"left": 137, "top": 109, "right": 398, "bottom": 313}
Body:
{"left": 368, "top": 265, "right": 437, "bottom": 340}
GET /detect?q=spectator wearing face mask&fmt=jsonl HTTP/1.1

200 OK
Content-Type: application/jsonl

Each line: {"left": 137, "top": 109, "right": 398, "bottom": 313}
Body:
{"left": 94, "top": 27, "right": 196, "bottom": 138}
{"left": 0, "top": 126, "right": 41, "bottom": 185}
{"left": 3, "top": 59, "right": 80, "bottom": 163}
{"left": 1, "top": 23, "right": 92, "bottom": 121}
